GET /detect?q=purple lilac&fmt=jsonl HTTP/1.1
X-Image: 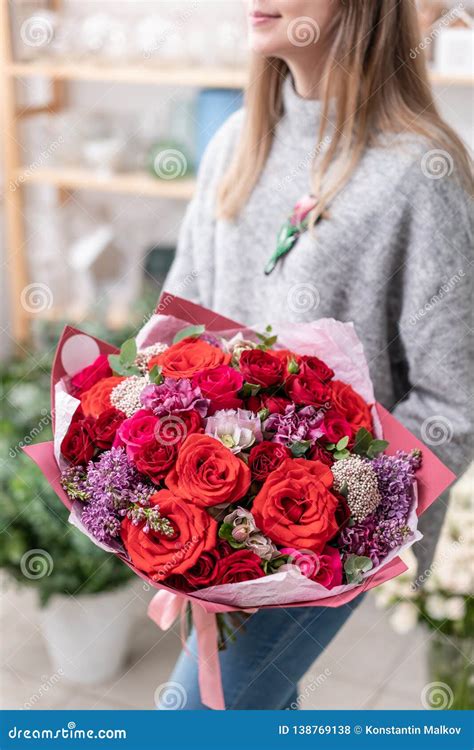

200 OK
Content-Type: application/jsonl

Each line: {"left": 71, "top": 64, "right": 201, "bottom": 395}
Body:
{"left": 140, "top": 377, "right": 209, "bottom": 417}
{"left": 62, "top": 447, "right": 155, "bottom": 544}
{"left": 339, "top": 450, "right": 422, "bottom": 566}
{"left": 263, "top": 404, "right": 324, "bottom": 445}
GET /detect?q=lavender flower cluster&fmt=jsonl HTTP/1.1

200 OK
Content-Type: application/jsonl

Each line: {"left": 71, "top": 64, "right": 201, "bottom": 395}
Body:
{"left": 61, "top": 447, "right": 173, "bottom": 544}
{"left": 339, "top": 450, "right": 422, "bottom": 566}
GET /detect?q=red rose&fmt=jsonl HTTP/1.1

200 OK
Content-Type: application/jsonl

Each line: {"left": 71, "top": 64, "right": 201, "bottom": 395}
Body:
{"left": 307, "top": 444, "right": 334, "bottom": 466}
{"left": 61, "top": 416, "right": 96, "bottom": 465}
{"left": 248, "top": 441, "right": 291, "bottom": 481}
{"left": 334, "top": 494, "right": 351, "bottom": 530}
{"left": 132, "top": 441, "right": 178, "bottom": 484}
{"left": 81, "top": 376, "right": 125, "bottom": 418}
{"left": 299, "top": 355, "right": 334, "bottom": 383}
{"left": 148, "top": 338, "right": 230, "bottom": 379}
{"left": 166, "top": 433, "right": 251, "bottom": 507}
{"left": 252, "top": 458, "right": 340, "bottom": 553}
{"left": 164, "top": 541, "right": 231, "bottom": 592}
{"left": 121, "top": 489, "right": 217, "bottom": 581}
{"left": 285, "top": 373, "right": 331, "bottom": 408}
{"left": 213, "top": 549, "right": 264, "bottom": 585}
{"left": 153, "top": 409, "right": 203, "bottom": 447}
{"left": 71, "top": 354, "right": 112, "bottom": 396}
{"left": 193, "top": 365, "right": 243, "bottom": 415}
{"left": 311, "top": 545, "right": 343, "bottom": 589}
{"left": 245, "top": 393, "right": 290, "bottom": 415}
{"left": 320, "top": 411, "right": 353, "bottom": 444}
{"left": 93, "top": 407, "right": 126, "bottom": 449}
{"left": 329, "top": 380, "right": 373, "bottom": 433}
{"left": 239, "top": 349, "right": 285, "bottom": 388}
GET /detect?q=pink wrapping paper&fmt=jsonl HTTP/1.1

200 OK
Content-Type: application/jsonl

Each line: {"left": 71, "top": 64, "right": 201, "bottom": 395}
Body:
{"left": 23, "top": 293, "right": 456, "bottom": 710}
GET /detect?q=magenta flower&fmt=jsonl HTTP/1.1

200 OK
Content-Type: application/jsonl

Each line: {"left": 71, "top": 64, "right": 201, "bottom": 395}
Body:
{"left": 140, "top": 377, "right": 209, "bottom": 417}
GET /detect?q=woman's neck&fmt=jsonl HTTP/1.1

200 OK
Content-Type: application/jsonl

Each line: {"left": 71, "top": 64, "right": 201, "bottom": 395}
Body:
{"left": 285, "top": 57, "right": 325, "bottom": 100}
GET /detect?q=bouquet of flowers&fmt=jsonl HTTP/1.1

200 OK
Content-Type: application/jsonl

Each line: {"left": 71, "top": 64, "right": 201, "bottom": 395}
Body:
{"left": 25, "top": 293, "right": 455, "bottom": 709}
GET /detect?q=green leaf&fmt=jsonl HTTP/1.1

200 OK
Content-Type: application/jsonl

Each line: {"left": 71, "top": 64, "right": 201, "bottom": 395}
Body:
{"left": 240, "top": 382, "right": 261, "bottom": 398}
{"left": 333, "top": 449, "right": 350, "bottom": 460}
{"left": 289, "top": 440, "right": 311, "bottom": 457}
{"left": 120, "top": 337, "right": 137, "bottom": 364}
{"left": 258, "top": 407, "right": 270, "bottom": 421}
{"left": 149, "top": 365, "right": 163, "bottom": 385}
{"left": 336, "top": 436, "right": 349, "bottom": 450}
{"left": 325, "top": 443, "right": 336, "bottom": 451}
{"left": 218, "top": 523, "right": 234, "bottom": 542}
{"left": 367, "top": 439, "right": 389, "bottom": 458}
{"left": 108, "top": 353, "right": 140, "bottom": 377}
{"left": 344, "top": 554, "right": 373, "bottom": 584}
{"left": 172, "top": 324, "right": 205, "bottom": 345}
{"left": 353, "top": 427, "right": 373, "bottom": 455}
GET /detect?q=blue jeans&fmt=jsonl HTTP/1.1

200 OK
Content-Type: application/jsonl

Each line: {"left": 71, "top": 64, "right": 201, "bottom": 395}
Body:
{"left": 164, "top": 597, "right": 364, "bottom": 710}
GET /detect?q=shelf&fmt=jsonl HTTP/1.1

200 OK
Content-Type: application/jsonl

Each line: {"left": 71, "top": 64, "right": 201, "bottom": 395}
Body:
{"left": 7, "top": 60, "right": 248, "bottom": 88}
{"left": 12, "top": 166, "right": 196, "bottom": 199}
{"left": 7, "top": 60, "right": 473, "bottom": 88}
{"left": 428, "top": 70, "right": 473, "bottom": 86}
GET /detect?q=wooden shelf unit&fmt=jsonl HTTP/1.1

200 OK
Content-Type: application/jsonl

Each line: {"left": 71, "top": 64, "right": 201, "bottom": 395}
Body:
{"left": 1, "top": 1, "right": 246, "bottom": 343}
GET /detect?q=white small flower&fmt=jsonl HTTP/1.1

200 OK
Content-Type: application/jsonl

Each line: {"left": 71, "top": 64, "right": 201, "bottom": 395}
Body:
{"left": 443, "top": 597, "right": 466, "bottom": 621}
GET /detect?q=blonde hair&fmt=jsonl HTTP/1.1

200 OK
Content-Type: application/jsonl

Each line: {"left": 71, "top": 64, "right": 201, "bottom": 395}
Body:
{"left": 218, "top": 1, "right": 472, "bottom": 223}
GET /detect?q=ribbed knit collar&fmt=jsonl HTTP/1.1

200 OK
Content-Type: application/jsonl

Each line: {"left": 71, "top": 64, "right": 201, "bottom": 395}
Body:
{"left": 278, "top": 74, "right": 324, "bottom": 145}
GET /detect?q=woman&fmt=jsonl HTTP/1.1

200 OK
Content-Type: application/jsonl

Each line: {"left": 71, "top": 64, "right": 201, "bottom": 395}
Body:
{"left": 163, "top": 1, "right": 472, "bottom": 709}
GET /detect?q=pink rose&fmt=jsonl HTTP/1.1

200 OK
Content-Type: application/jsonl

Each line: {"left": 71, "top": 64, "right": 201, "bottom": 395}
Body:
{"left": 280, "top": 545, "right": 342, "bottom": 589}
{"left": 71, "top": 354, "right": 112, "bottom": 396}
{"left": 192, "top": 365, "right": 243, "bottom": 415}
{"left": 290, "top": 194, "right": 317, "bottom": 227}
{"left": 115, "top": 409, "right": 158, "bottom": 456}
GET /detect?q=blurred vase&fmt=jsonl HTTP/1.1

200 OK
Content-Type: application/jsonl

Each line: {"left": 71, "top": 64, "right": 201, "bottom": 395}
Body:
{"left": 427, "top": 631, "right": 474, "bottom": 710}
{"left": 40, "top": 586, "right": 135, "bottom": 684}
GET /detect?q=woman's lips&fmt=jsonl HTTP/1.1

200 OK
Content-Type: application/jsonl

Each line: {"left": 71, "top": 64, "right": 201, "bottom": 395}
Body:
{"left": 249, "top": 11, "right": 281, "bottom": 27}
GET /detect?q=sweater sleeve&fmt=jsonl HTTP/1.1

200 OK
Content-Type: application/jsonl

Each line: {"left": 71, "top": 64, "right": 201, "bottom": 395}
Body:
{"left": 164, "top": 109, "right": 245, "bottom": 305}
{"left": 391, "top": 166, "right": 473, "bottom": 572}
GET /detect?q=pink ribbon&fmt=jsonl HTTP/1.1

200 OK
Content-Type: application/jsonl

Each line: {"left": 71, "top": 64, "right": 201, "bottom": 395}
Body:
{"left": 148, "top": 590, "right": 225, "bottom": 710}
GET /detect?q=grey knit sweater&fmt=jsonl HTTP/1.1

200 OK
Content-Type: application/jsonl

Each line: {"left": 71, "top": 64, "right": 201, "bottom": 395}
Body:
{"left": 165, "top": 76, "right": 473, "bottom": 575}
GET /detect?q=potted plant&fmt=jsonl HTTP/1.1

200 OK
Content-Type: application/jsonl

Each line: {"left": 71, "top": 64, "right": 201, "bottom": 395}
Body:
{"left": 374, "top": 466, "right": 473, "bottom": 710}
{"left": 1, "top": 343, "right": 135, "bottom": 684}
